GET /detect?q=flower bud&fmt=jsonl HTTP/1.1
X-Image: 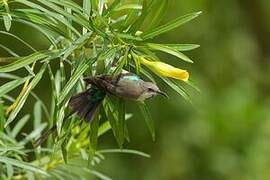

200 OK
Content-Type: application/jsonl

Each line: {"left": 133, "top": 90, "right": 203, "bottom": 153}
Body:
{"left": 141, "top": 58, "right": 189, "bottom": 81}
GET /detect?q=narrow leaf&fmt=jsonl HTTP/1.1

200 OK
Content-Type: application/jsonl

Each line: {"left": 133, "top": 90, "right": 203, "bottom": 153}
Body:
{"left": 147, "top": 0, "right": 168, "bottom": 29}
{"left": 83, "top": 0, "right": 91, "bottom": 16}
{"left": 142, "top": 11, "right": 202, "bottom": 40}
{"left": 85, "top": 169, "right": 112, "bottom": 180}
{"left": 162, "top": 77, "right": 191, "bottom": 102}
{"left": 5, "top": 63, "right": 47, "bottom": 127}
{"left": 0, "top": 51, "right": 53, "bottom": 73}
{"left": 103, "top": 97, "right": 123, "bottom": 147}
{"left": 113, "top": 4, "right": 142, "bottom": 11}
{"left": 3, "top": 14, "right": 12, "bottom": 31}
{"left": 33, "top": 101, "right": 42, "bottom": 129}
{"left": 0, "top": 103, "right": 5, "bottom": 131}
{"left": 11, "top": 114, "right": 30, "bottom": 138}
{"left": 147, "top": 43, "right": 193, "bottom": 63}
{"left": 98, "top": 149, "right": 150, "bottom": 158}
{"left": 89, "top": 112, "right": 100, "bottom": 161}
{"left": 6, "top": 163, "right": 14, "bottom": 179}
{"left": 20, "top": 123, "right": 47, "bottom": 145}
{"left": 138, "top": 102, "right": 155, "bottom": 141}
{"left": 0, "top": 157, "right": 49, "bottom": 176}
{"left": 61, "top": 139, "right": 68, "bottom": 164}
{"left": 0, "top": 76, "right": 32, "bottom": 97}
{"left": 163, "top": 44, "right": 200, "bottom": 51}
{"left": 58, "top": 61, "right": 89, "bottom": 105}
{"left": 117, "top": 99, "right": 125, "bottom": 147}
{"left": 98, "top": 114, "right": 132, "bottom": 137}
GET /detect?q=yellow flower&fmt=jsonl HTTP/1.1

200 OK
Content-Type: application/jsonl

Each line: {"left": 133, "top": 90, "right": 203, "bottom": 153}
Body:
{"left": 141, "top": 58, "right": 189, "bottom": 81}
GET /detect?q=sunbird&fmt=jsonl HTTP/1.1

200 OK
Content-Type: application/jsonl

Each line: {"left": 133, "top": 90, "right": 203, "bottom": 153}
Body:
{"left": 35, "top": 73, "right": 167, "bottom": 146}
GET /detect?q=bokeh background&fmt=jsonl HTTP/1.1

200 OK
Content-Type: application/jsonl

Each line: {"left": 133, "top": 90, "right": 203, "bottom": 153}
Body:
{"left": 1, "top": 0, "right": 270, "bottom": 179}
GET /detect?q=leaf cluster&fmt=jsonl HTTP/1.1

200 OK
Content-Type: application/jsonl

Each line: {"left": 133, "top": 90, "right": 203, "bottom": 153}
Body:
{"left": 0, "top": 0, "right": 200, "bottom": 179}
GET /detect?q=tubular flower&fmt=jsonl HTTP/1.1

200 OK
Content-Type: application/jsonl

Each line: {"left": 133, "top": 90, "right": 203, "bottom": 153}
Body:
{"left": 141, "top": 58, "right": 189, "bottom": 81}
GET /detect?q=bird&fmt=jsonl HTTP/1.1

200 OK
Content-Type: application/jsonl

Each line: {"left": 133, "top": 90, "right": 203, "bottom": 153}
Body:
{"left": 69, "top": 73, "right": 167, "bottom": 121}
{"left": 34, "top": 73, "right": 167, "bottom": 146}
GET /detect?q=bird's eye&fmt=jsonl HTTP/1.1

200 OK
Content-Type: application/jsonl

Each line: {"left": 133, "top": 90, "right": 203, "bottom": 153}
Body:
{"left": 148, "top": 88, "right": 154, "bottom": 92}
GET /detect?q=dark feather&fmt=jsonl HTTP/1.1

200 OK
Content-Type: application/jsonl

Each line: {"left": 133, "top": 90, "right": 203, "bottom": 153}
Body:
{"left": 34, "top": 88, "right": 106, "bottom": 147}
{"left": 69, "top": 88, "right": 106, "bottom": 122}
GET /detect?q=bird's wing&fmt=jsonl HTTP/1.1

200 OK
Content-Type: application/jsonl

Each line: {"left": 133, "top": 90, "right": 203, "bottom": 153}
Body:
{"left": 83, "top": 73, "right": 141, "bottom": 99}
{"left": 84, "top": 75, "right": 117, "bottom": 93}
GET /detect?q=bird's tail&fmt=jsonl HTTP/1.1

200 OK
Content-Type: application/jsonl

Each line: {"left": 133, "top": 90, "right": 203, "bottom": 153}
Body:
{"left": 34, "top": 88, "right": 106, "bottom": 147}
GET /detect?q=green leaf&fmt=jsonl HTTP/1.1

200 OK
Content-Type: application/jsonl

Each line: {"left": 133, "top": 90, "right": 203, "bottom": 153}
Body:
{"left": 83, "top": 0, "right": 91, "bottom": 16}
{"left": 0, "top": 44, "right": 18, "bottom": 57}
{"left": 117, "top": 99, "right": 125, "bottom": 147}
{"left": 84, "top": 169, "right": 112, "bottom": 180}
{"left": 140, "top": 68, "right": 156, "bottom": 83}
{"left": 0, "top": 30, "right": 36, "bottom": 52}
{"left": 162, "top": 77, "right": 191, "bottom": 103}
{"left": 21, "top": 0, "right": 81, "bottom": 36}
{"left": 63, "top": 32, "right": 92, "bottom": 59}
{"left": 0, "top": 50, "right": 53, "bottom": 73}
{"left": 103, "top": 97, "right": 125, "bottom": 147}
{"left": 98, "top": 114, "right": 132, "bottom": 137}
{"left": 36, "top": 0, "right": 91, "bottom": 30}
{"left": 112, "top": 57, "right": 126, "bottom": 75}
{"left": 8, "top": 17, "right": 57, "bottom": 46}
{"left": 98, "top": 0, "right": 104, "bottom": 15}
{"left": 33, "top": 101, "right": 42, "bottom": 129}
{"left": 5, "top": 63, "right": 47, "bottom": 127}
{"left": 131, "top": 51, "right": 141, "bottom": 74}
{"left": 82, "top": 0, "right": 91, "bottom": 34}
{"left": 142, "top": 11, "right": 202, "bottom": 40}
{"left": 20, "top": 123, "right": 47, "bottom": 145}
{"left": 147, "top": 43, "right": 193, "bottom": 63}
{"left": 11, "top": 114, "right": 30, "bottom": 138}
{"left": 2, "top": 0, "right": 12, "bottom": 32}
{"left": 0, "top": 103, "right": 5, "bottom": 131}
{"left": 26, "top": 172, "right": 35, "bottom": 180}
{"left": 162, "top": 44, "right": 200, "bottom": 51}
{"left": 58, "top": 60, "right": 90, "bottom": 105}
{"left": 116, "top": 32, "right": 143, "bottom": 41}
{"left": 56, "top": 102, "right": 66, "bottom": 135}
{"left": 31, "top": 92, "right": 50, "bottom": 120}
{"left": 16, "top": 0, "right": 87, "bottom": 35}
{"left": 113, "top": 4, "right": 142, "bottom": 11}
{"left": 0, "top": 73, "right": 19, "bottom": 80}
{"left": 121, "top": 0, "right": 141, "bottom": 31}
{"left": 3, "top": 14, "right": 12, "bottom": 31}
{"left": 6, "top": 163, "right": 14, "bottom": 179}
{"left": 0, "top": 156, "right": 49, "bottom": 176}
{"left": 61, "top": 138, "right": 68, "bottom": 164}
{"left": 0, "top": 76, "right": 32, "bottom": 97}
{"left": 47, "top": 0, "right": 85, "bottom": 15}
{"left": 124, "top": 123, "right": 130, "bottom": 142}
{"left": 185, "top": 79, "right": 200, "bottom": 92}
{"left": 128, "top": 0, "right": 152, "bottom": 34}
{"left": 146, "top": 0, "right": 168, "bottom": 29}
{"left": 60, "top": 60, "right": 66, "bottom": 89}
{"left": 138, "top": 102, "right": 155, "bottom": 141}
{"left": 98, "top": 149, "right": 150, "bottom": 158}
{"left": 104, "top": 0, "right": 120, "bottom": 15}
{"left": 89, "top": 112, "right": 100, "bottom": 161}
{"left": 98, "top": 120, "right": 110, "bottom": 137}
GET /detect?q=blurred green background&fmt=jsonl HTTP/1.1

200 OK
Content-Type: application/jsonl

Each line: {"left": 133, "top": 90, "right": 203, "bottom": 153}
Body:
{"left": 1, "top": 0, "right": 270, "bottom": 179}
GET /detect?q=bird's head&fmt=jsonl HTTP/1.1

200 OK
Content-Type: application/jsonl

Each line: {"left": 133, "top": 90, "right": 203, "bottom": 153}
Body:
{"left": 138, "top": 82, "right": 168, "bottom": 101}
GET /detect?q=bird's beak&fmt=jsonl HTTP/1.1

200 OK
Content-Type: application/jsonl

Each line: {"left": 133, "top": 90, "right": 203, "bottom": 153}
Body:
{"left": 156, "top": 90, "right": 169, "bottom": 98}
